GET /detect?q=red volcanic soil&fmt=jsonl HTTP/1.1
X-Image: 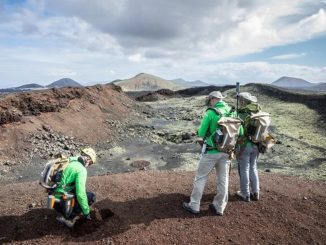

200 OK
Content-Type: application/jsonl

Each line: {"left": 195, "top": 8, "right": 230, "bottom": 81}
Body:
{"left": 0, "top": 170, "right": 325, "bottom": 244}
{"left": 0, "top": 84, "right": 136, "bottom": 162}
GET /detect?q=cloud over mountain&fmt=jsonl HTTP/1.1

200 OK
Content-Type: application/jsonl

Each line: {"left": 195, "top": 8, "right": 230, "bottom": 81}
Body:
{"left": 0, "top": 0, "right": 325, "bottom": 87}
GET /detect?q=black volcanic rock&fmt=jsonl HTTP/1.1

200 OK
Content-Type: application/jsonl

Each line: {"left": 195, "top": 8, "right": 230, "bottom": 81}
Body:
{"left": 177, "top": 85, "right": 235, "bottom": 96}
{"left": 47, "top": 78, "right": 82, "bottom": 88}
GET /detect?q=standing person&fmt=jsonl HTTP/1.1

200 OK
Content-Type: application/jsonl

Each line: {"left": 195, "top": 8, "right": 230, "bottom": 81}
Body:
{"left": 236, "top": 92, "right": 261, "bottom": 202}
{"left": 53, "top": 147, "right": 97, "bottom": 227}
{"left": 183, "top": 91, "right": 232, "bottom": 216}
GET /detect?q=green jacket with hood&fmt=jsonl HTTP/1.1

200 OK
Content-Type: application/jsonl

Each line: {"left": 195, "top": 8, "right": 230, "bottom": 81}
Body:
{"left": 238, "top": 102, "right": 261, "bottom": 146}
{"left": 197, "top": 101, "right": 232, "bottom": 154}
{"left": 55, "top": 156, "right": 90, "bottom": 215}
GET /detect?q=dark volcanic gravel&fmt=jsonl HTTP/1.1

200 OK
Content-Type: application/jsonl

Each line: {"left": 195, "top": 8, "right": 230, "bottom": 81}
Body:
{"left": 0, "top": 170, "right": 325, "bottom": 244}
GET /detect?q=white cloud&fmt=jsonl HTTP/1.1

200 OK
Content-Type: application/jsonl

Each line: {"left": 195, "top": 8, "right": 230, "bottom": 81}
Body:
{"left": 0, "top": 0, "right": 326, "bottom": 87}
{"left": 271, "top": 53, "right": 307, "bottom": 60}
{"left": 48, "top": 68, "right": 77, "bottom": 77}
{"left": 4, "top": 0, "right": 325, "bottom": 59}
{"left": 2, "top": 2, "right": 325, "bottom": 55}
{"left": 203, "top": 4, "right": 326, "bottom": 59}
{"left": 128, "top": 53, "right": 145, "bottom": 63}
{"left": 107, "top": 70, "right": 116, "bottom": 75}
{"left": 281, "top": 8, "right": 326, "bottom": 41}
{"left": 1, "top": 42, "right": 326, "bottom": 87}
{"left": 190, "top": 62, "right": 326, "bottom": 84}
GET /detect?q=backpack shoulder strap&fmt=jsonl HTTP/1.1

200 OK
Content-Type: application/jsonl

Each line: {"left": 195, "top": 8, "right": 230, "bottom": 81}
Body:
{"left": 206, "top": 107, "right": 223, "bottom": 116}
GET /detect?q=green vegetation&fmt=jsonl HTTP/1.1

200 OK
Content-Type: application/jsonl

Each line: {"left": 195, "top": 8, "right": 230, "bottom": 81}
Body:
{"left": 146, "top": 86, "right": 326, "bottom": 180}
{"left": 225, "top": 86, "right": 326, "bottom": 180}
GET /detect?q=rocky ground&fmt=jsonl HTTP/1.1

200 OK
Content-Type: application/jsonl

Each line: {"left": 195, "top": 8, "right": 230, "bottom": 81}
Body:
{"left": 1, "top": 84, "right": 325, "bottom": 182}
{"left": 0, "top": 171, "right": 325, "bottom": 244}
{"left": 0, "top": 84, "right": 325, "bottom": 244}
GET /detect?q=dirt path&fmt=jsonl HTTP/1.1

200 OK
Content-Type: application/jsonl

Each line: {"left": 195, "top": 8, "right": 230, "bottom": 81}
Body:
{"left": 0, "top": 170, "right": 325, "bottom": 244}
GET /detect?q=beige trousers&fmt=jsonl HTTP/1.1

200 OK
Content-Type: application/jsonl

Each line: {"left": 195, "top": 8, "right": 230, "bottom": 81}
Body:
{"left": 188, "top": 153, "right": 230, "bottom": 214}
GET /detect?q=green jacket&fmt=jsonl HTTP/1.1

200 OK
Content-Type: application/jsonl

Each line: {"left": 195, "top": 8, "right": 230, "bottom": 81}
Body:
{"left": 238, "top": 103, "right": 261, "bottom": 146}
{"left": 55, "top": 156, "right": 90, "bottom": 215}
{"left": 198, "top": 101, "right": 232, "bottom": 154}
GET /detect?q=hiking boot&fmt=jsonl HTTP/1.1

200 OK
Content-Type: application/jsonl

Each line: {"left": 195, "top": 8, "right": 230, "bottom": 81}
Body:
{"left": 251, "top": 192, "right": 259, "bottom": 201}
{"left": 236, "top": 191, "right": 250, "bottom": 202}
{"left": 56, "top": 215, "right": 77, "bottom": 228}
{"left": 209, "top": 204, "right": 223, "bottom": 216}
{"left": 182, "top": 202, "right": 199, "bottom": 214}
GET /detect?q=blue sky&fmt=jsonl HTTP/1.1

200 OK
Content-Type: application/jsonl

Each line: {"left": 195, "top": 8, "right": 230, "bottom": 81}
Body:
{"left": 0, "top": 0, "right": 326, "bottom": 88}
{"left": 232, "top": 35, "right": 326, "bottom": 66}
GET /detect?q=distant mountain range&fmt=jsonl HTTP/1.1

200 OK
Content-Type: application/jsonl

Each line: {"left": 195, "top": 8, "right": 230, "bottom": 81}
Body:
{"left": 2, "top": 74, "right": 325, "bottom": 94}
{"left": 271, "top": 76, "right": 326, "bottom": 91}
{"left": 0, "top": 78, "right": 83, "bottom": 93}
{"left": 311, "top": 83, "right": 326, "bottom": 91}
{"left": 171, "top": 78, "right": 210, "bottom": 88}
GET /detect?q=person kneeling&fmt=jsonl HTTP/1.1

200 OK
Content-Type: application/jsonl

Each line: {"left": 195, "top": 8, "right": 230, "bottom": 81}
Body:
{"left": 51, "top": 148, "right": 97, "bottom": 228}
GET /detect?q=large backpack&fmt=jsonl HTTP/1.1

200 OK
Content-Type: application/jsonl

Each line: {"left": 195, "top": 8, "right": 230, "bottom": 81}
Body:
{"left": 39, "top": 153, "right": 69, "bottom": 191}
{"left": 245, "top": 111, "right": 271, "bottom": 143}
{"left": 207, "top": 108, "right": 242, "bottom": 153}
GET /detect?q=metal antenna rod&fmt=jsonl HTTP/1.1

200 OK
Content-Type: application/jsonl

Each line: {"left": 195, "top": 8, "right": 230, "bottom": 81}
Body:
{"left": 236, "top": 82, "right": 240, "bottom": 116}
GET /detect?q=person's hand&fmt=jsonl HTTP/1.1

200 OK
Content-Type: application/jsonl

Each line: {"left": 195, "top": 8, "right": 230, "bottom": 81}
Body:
{"left": 84, "top": 213, "right": 92, "bottom": 221}
{"left": 236, "top": 137, "right": 245, "bottom": 145}
{"left": 195, "top": 137, "right": 204, "bottom": 147}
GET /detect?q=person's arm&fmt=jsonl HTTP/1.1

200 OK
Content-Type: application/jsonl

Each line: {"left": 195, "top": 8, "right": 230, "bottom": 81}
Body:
{"left": 239, "top": 125, "right": 244, "bottom": 137}
{"left": 197, "top": 111, "right": 211, "bottom": 138}
{"left": 237, "top": 113, "right": 248, "bottom": 145}
{"left": 75, "top": 168, "right": 90, "bottom": 215}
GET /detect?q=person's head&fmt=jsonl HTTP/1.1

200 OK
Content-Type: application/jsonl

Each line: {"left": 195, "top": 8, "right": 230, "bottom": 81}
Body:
{"left": 207, "top": 91, "right": 226, "bottom": 106}
{"left": 80, "top": 147, "right": 97, "bottom": 167}
{"left": 238, "top": 92, "right": 257, "bottom": 107}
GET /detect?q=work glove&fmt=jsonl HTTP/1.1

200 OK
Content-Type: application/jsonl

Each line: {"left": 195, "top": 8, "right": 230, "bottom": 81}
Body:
{"left": 84, "top": 213, "right": 92, "bottom": 221}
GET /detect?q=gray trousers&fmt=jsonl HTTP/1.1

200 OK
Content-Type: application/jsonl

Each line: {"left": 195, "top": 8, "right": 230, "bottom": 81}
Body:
{"left": 188, "top": 153, "right": 230, "bottom": 214}
{"left": 238, "top": 144, "right": 259, "bottom": 197}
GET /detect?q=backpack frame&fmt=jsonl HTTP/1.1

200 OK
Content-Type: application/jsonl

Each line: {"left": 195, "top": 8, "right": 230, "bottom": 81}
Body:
{"left": 40, "top": 154, "right": 69, "bottom": 191}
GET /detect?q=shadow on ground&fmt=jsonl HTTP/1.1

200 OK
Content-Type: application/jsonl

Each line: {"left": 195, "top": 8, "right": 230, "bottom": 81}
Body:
{"left": 0, "top": 193, "right": 222, "bottom": 243}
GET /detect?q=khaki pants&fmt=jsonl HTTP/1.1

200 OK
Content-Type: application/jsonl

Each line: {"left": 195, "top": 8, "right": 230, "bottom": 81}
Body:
{"left": 188, "top": 153, "right": 230, "bottom": 214}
